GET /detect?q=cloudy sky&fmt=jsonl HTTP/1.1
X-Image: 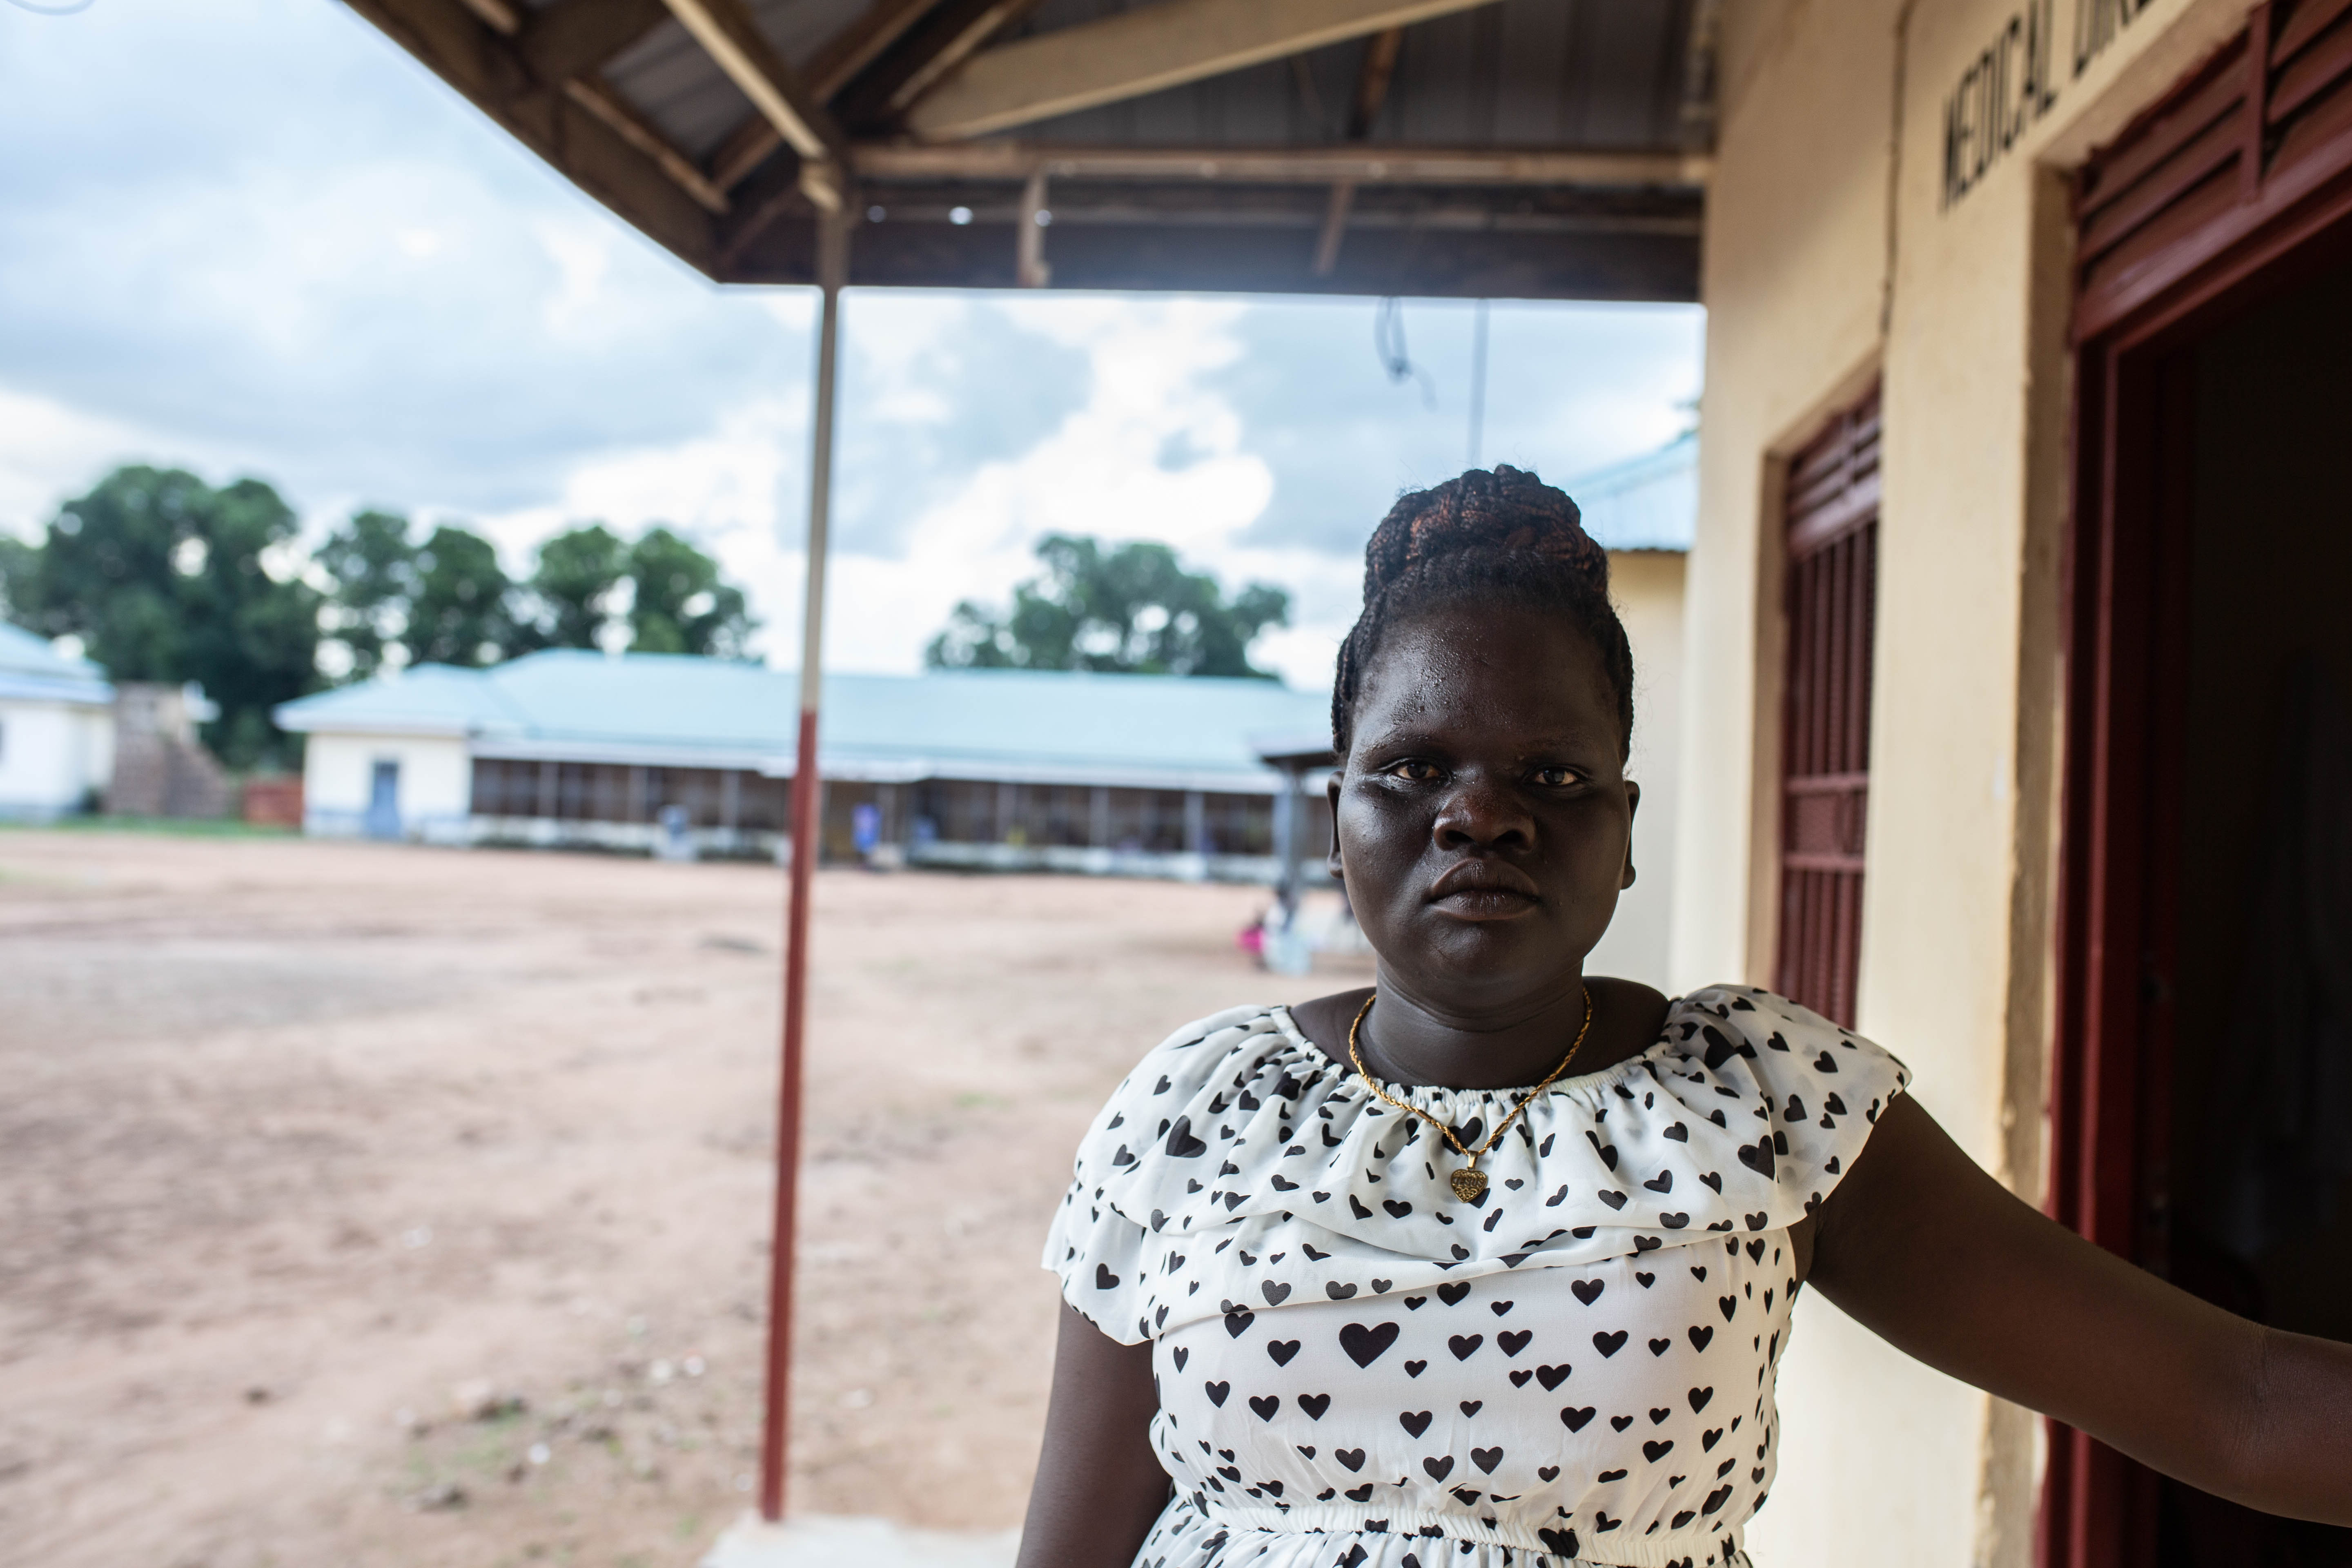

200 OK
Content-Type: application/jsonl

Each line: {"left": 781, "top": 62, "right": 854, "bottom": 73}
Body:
{"left": 0, "top": 0, "right": 1704, "bottom": 687}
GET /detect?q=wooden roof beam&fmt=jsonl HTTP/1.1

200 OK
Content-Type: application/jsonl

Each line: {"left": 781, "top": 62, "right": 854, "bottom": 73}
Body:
{"left": 851, "top": 143, "right": 1711, "bottom": 187}
{"left": 342, "top": 0, "right": 717, "bottom": 269}
{"left": 705, "top": 0, "right": 941, "bottom": 194}
{"left": 904, "top": 0, "right": 1501, "bottom": 142}
{"left": 658, "top": 0, "right": 851, "bottom": 209}
{"left": 566, "top": 76, "right": 732, "bottom": 212}
{"left": 1315, "top": 26, "right": 1405, "bottom": 276}
{"left": 519, "top": 0, "right": 672, "bottom": 87}
{"left": 837, "top": 0, "right": 1041, "bottom": 125}
{"left": 453, "top": 0, "right": 521, "bottom": 35}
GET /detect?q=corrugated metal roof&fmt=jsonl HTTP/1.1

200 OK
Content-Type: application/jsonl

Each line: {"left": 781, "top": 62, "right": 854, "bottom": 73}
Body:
{"left": 1005, "top": 0, "right": 1693, "bottom": 151}
{"left": 1568, "top": 430, "right": 1695, "bottom": 552}
{"left": 276, "top": 653, "right": 1333, "bottom": 792}
{"left": 0, "top": 622, "right": 114, "bottom": 706}
{"left": 339, "top": 0, "right": 1711, "bottom": 298}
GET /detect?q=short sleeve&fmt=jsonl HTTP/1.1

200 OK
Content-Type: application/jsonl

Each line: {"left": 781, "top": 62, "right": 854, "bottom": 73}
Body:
{"left": 1040, "top": 1176, "right": 1156, "bottom": 1343}
{"left": 1039, "top": 1003, "right": 1278, "bottom": 1344}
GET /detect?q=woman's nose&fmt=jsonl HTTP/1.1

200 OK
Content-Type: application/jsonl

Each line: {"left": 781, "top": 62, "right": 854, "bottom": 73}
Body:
{"left": 1432, "top": 774, "right": 1532, "bottom": 849}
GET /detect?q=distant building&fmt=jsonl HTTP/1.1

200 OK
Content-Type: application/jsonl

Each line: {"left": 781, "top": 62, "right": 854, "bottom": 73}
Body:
{"left": 272, "top": 439, "right": 1695, "bottom": 975}
{"left": 0, "top": 622, "right": 114, "bottom": 821}
{"left": 273, "top": 653, "right": 1336, "bottom": 884}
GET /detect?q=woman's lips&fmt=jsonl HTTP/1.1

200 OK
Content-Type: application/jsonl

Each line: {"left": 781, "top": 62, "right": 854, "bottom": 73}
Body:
{"left": 1426, "top": 862, "right": 1541, "bottom": 918}
{"left": 1430, "top": 886, "right": 1541, "bottom": 919}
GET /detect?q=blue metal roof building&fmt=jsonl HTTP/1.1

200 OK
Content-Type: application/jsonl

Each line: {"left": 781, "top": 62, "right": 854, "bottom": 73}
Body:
{"left": 1564, "top": 430, "right": 1698, "bottom": 555}
{"left": 0, "top": 622, "right": 116, "bottom": 822}
{"left": 275, "top": 653, "right": 1334, "bottom": 876}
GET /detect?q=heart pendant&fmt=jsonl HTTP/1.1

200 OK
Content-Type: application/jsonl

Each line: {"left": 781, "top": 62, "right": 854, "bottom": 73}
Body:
{"left": 1449, "top": 1167, "right": 1489, "bottom": 1201}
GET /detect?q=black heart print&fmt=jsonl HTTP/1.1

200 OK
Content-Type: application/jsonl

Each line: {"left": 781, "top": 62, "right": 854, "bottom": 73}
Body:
{"left": 1338, "top": 1321, "right": 1399, "bottom": 1368}
{"left": 1297, "top": 1393, "right": 1330, "bottom": 1420}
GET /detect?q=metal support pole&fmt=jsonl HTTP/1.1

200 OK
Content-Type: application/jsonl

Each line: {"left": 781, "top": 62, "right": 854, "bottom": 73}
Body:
{"left": 760, "top": 200, "right": 850, "bottom": 1525}
{"left": 1017, "top": 168, "right": 1052, "bottom": 288}
{"left": 1467, "top": 297, "right": 1489, "bottom": 470}
{"left": 1273, "top": 765, "right": 1301, "bottom": 926}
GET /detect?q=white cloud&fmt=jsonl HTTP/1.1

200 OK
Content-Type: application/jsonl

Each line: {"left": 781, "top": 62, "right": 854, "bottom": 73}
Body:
{"left": 0, "top": 0, "right": 1705, "bottom": 701}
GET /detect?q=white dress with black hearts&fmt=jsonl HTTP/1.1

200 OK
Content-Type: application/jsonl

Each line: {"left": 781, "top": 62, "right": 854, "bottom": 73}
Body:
{"left": 1044, "top": 985, "right": 1910, "bottom": 1568}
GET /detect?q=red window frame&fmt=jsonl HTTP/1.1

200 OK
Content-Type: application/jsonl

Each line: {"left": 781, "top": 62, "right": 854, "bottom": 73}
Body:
{"left": 1773, "top": 386, "right": 1881, "bottom": 1029}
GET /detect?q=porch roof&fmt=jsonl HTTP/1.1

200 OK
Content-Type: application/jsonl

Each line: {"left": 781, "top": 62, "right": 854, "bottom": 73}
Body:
{"left": 339, "top": 0, "right": 1715, "bottom": 299}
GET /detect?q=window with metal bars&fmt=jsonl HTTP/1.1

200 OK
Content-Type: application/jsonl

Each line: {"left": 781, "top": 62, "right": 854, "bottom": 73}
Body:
{"left": 1774, "top": 387, "right": 1880, "bottom": 1028}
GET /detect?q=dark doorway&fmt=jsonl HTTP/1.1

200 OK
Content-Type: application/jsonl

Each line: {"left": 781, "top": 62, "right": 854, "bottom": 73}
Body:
{"left": 2148, "top": 256, "right": 2352, "bottom": 1568}
{"left": 2057, "top": 247, "right": 2352, "bottom": 1568}
{"left": 2049, "top": 7, "right": 2352, "bottom": 1560}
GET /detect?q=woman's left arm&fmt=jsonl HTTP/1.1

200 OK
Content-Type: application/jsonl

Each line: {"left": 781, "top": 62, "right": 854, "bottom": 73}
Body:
{"left": 1806, "top": 1095, "right": 2352, "bottom": 1521}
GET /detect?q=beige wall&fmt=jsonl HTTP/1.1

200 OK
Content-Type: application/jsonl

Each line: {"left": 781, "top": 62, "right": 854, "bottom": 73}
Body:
{"left": 1670, "top": 0, "right": 2261, "bottom": 1563}
{"left": 1586, "top": 548, "right": 1686, "bottom": 989}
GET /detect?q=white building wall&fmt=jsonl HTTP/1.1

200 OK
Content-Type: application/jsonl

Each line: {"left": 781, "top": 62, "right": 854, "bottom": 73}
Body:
{"left": 0, "top": 700, "right": 112, "bottom": 819}
{"left": 302, "top": 732, "right": 472, "bottom": 838}
{"left": 1584, "top": 550, "right": 1686, "bottom": 989}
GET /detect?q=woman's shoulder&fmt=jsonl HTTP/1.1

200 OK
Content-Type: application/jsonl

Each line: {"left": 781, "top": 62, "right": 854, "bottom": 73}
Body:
{"left": 1650, "top": 983, "right": 1912, "bottom": 1192}
{"left": 1071, "top": 1001, "right": 1335, "bottom": 1165}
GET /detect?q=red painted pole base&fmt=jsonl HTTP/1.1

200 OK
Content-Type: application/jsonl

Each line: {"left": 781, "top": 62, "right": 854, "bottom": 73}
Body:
{"left": 758, "top": 705, "right": 822, "bottom": 1521}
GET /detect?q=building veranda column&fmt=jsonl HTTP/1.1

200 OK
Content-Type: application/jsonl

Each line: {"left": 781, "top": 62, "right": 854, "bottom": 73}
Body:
{"left": 760, "top": 200, "right": 851, "bottom": 1523}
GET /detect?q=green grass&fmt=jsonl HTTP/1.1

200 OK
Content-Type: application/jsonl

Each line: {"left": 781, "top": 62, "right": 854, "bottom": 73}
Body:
{"left": 0, "top": 815, "right": 296, "bottom": 839}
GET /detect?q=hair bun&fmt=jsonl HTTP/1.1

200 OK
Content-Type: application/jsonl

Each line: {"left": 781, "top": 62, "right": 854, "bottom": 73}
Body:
{"left": 1361, "top": 465, "right": 1603, "bottom": 602}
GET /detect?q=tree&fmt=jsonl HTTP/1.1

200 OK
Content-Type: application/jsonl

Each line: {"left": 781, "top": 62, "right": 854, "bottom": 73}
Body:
{"left": 0, "top": 534, "right": 38, "bottom": 624}
{"left": 518, "top": 523, "right": 628, "bottom": 652}
{"left": 627, "top": 526, "right": 754, "bottom": 659}
{"left": 314, "top": 508, "right": 418, "bottom": 680}
{"left": 405, "top": 524, "right": 515, "bottom": 667}
{"left": 8, "top": 466, "right": 320, "bottom": 766}
{"left": 927, "top": 534, "right": 1290, "bottom": 679}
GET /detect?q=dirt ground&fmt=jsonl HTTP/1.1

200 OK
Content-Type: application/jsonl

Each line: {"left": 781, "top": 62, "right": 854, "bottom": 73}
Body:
{"left": 0, "top": 831, "right": 1368, "bottom": 1568}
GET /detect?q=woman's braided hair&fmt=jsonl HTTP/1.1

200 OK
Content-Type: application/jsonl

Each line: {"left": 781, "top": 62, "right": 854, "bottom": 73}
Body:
{"left": 1331, "top": 464, "right": 1634, "bottom": 757}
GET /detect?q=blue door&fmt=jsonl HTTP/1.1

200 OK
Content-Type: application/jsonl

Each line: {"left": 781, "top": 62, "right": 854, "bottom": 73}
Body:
{"left": 365, "top": 759, "right": 401, "bottom": 840}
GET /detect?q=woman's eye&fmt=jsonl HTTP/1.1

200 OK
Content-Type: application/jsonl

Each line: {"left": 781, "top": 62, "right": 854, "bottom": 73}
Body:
{"left": 1533, "top": 766, "right": 1578, "bottom": 786}
{"left": 1384, "top": 760, "right": 1442, "bottom": 782}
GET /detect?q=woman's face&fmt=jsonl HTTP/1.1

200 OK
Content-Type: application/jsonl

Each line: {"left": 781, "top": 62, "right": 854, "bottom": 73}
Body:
{"left": 1329, "top": 604, "right": 1637, "bottom": 1013}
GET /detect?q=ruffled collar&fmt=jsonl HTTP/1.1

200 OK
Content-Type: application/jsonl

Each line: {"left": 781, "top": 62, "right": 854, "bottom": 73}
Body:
{"left": 1268, "top": 1000, "right": 1686, "bottom": 1123}
{"left": 1073, "top": 987, "right": 1907, "bottom": 1269}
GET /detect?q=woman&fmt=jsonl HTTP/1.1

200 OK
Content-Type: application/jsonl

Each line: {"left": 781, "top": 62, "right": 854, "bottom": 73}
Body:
{"left": 1017, "top": 468, "right": 2352, "bottom": 1568}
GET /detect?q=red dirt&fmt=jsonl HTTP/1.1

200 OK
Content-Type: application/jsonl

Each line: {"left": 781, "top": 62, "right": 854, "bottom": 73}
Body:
{"left": 0, "top": 832, "right": 1366, "bottom": 1568}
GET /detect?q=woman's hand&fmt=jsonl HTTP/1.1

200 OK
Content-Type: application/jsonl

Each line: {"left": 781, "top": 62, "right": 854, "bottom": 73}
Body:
{"left": 1809, "top": 1096, "right": 2352, "bottom": 1521}
{"left": 1014, "top": 1303, "right": 1172, "bottom": 1568}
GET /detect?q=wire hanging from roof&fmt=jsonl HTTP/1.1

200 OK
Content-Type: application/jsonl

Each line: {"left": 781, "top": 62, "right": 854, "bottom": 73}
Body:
{"left": 1374, "top": 298, "right": 1436, "bottom": 410}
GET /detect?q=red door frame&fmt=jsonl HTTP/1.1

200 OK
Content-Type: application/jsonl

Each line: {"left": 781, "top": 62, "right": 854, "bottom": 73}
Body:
{"left": 2045, "top": 3, "right": 2352, "bottom": 1559}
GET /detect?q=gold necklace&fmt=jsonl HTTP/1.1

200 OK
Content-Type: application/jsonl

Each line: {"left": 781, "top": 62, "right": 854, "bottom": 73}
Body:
{"left": 1347, "top": 987, "right": 1594, "bottom": 1203}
